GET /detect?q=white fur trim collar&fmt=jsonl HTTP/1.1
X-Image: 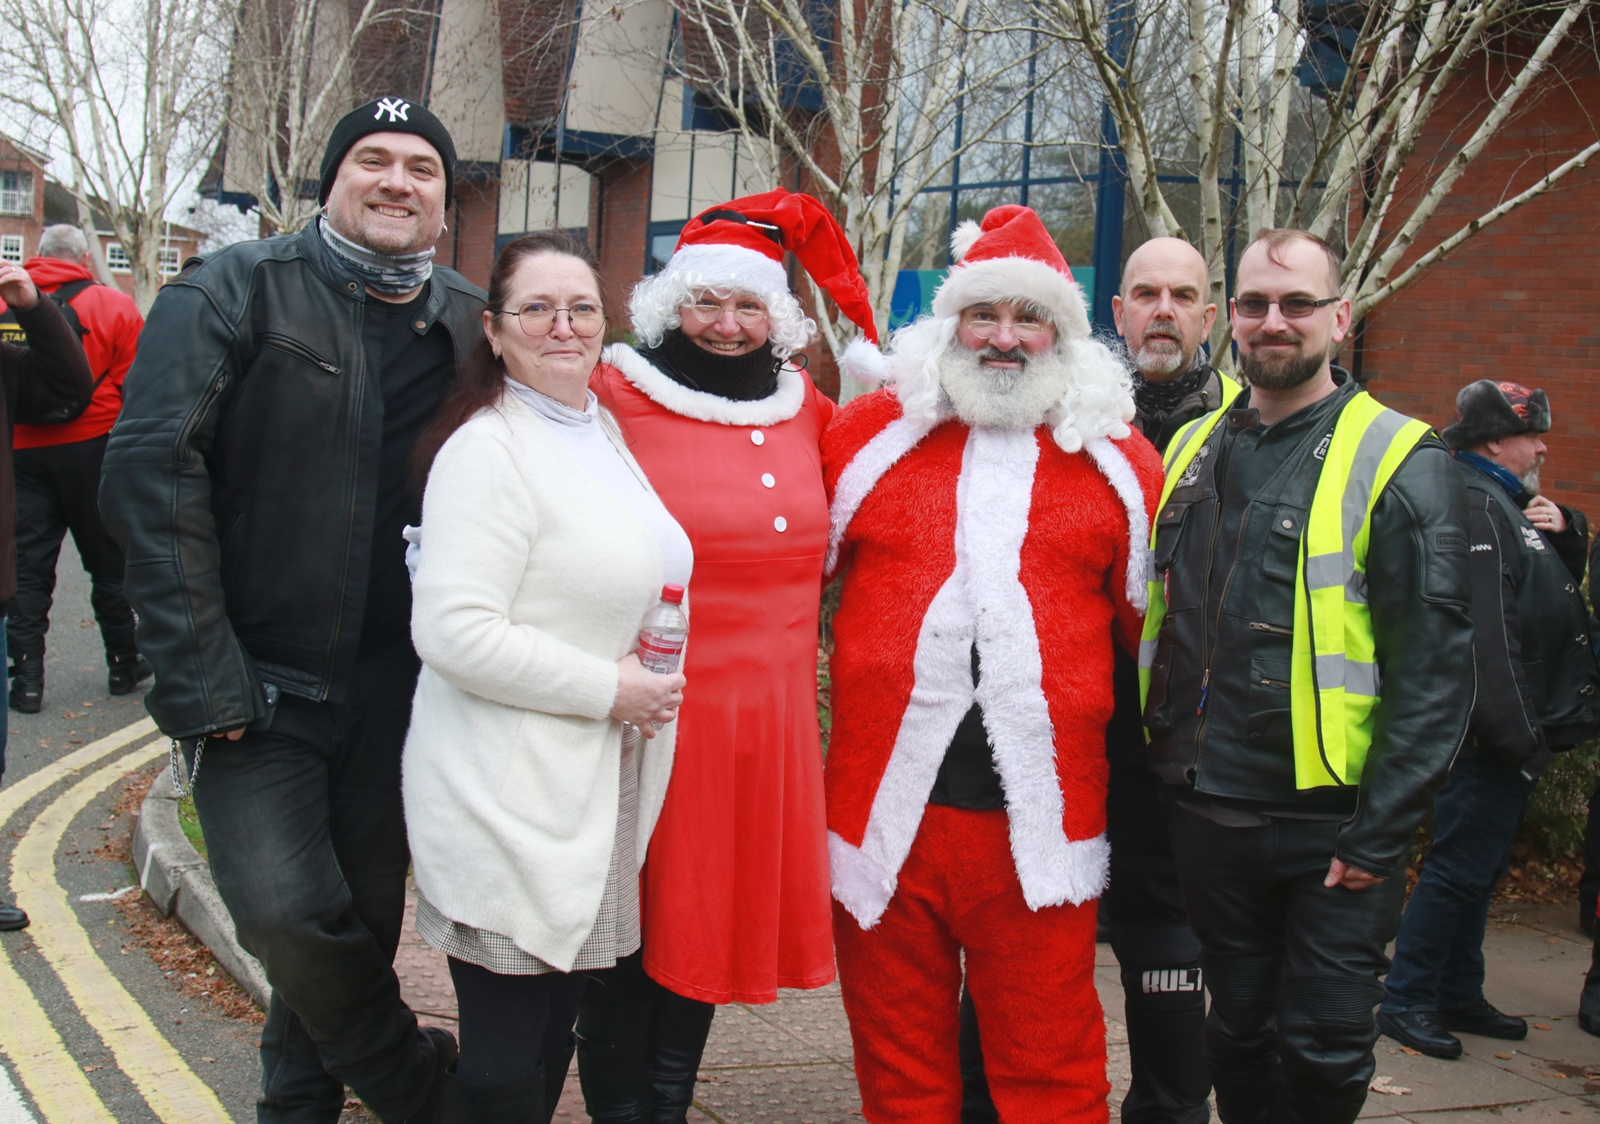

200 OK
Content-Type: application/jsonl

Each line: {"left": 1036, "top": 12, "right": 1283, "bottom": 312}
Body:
{"left": 604, "top": 343, "right": 806, "bottom": 427}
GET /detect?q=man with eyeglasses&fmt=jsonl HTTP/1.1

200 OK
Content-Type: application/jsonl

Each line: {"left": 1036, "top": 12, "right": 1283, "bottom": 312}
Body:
{"left": 822, "top": 204, "right": 1164, "bottom": 1122}
{"left": 1138, "top": 228, "right": 1473, "bottom": 1124}
{"left": 101, "top": 100, "right": 485, "bottom": 1124}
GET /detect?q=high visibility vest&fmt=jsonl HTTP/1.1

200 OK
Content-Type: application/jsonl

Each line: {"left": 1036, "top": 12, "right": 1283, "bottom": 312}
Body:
{"left": 1138, "top": 387, "right": 1433, "bottom": 789}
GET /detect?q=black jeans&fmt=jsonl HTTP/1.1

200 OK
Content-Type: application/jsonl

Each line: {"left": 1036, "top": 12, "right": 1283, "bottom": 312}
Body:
{"left": 1170, "top": 805, "right": 1407, "bottom": 1124}
{"left": 192, "top": 653, "right": 436, "bottom": 1124}
{"left": 448, "top": 958, "right": 586, "bottom": 1086}
{"left": 6, "top": 436, "right": 136, "bottom": 661}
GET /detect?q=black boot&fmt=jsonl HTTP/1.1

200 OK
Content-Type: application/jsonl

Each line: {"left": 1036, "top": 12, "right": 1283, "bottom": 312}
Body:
{"left": 108, "top": 651, "right": 153, "bottom": 696}
{"left": 542, "top": 1034, "right": 575, "bottom": 1124}
{"left": 1581, "top": 939, "right": 1600, "bottom": 1037}
{"left": 443, "top": 1062, "right": 545, "bottom": 1124}
{"left": 576, "top": 985, "right": 652, "bottom": 1122}
{"left": 8, "top": 652, "right": 41, "bottom": 714}
{"left": 646, "top": 989, "right": 715, "bottom": 1124}
{"left": 0, "top": 901, "right": 28, "bottom": 931}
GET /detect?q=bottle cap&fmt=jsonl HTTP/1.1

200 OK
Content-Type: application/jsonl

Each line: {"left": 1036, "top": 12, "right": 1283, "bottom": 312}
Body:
{"left": 661, "top": 583, "right": 685, "bottom": 604}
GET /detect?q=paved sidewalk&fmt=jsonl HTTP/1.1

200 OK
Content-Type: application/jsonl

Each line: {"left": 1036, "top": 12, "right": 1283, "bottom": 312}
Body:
{"left": 393, "top": 888, "right": 1600, "bottom": 1123}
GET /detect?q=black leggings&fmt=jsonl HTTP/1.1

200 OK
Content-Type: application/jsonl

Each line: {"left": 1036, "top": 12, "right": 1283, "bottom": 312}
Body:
{"left": 448, "top": 957, "right": 588, "bottom": 1086}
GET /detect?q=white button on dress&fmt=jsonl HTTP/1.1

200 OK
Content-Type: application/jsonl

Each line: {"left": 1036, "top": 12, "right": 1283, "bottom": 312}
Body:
{"left": 751, "top": 430, "right": 766, "bottom": 446}
{"left": 761, "top": 473, "right": 776, "bottom": 488}
{"left": 774, "top": 516, "right": 787, "bottom": 532}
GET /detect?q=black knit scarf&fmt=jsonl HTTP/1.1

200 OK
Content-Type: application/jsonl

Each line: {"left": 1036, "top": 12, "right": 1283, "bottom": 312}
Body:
{"left": 638, "top": 329, "right": 782, "bottom": 402}
{"left": 1133, "top": 357, "right": 1211, "bottom": 430}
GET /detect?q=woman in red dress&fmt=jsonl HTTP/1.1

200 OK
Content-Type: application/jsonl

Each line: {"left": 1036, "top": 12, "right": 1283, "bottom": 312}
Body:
{"left": 578, "top": 190, "right": 881, "bottom": 1121}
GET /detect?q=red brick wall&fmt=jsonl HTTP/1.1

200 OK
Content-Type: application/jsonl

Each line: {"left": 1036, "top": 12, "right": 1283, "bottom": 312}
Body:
{"left": 1358, "top": 39, "right": 1600, "bottom": 516}
{"left": 593, "top": 159, "right": 651, "bottom": 332}
{"left": 448, "top": 179, "right": 498, "bottom": 289}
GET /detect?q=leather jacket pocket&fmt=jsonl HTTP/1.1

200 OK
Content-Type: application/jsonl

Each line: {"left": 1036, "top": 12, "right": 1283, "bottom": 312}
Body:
{"left": 1259, "top": 504, "right": 1306, "bottom": 584}
{"left": 1246, "top": 655, "right": 1293, "bottom": 744}
{"left": 1153, "top": 500, "right": 1198, "bottom": 611}
{"left": 257, "top": 332, "right": 342, "bottom": 375}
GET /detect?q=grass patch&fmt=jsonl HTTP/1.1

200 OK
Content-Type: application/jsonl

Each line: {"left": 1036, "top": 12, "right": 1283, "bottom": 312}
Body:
{"left": 177, "top": 794, "right": 207, "bottom": 859}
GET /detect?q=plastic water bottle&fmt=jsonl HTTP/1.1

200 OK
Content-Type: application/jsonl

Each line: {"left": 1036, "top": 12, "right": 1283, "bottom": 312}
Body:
{"left": 637, "top": 584, "right": 687, "bottom": 728}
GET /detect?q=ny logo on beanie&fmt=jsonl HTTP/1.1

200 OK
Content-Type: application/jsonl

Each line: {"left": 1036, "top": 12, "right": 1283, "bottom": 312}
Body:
{"left": 374, "top": 98, "right": 411, "bottom": 123}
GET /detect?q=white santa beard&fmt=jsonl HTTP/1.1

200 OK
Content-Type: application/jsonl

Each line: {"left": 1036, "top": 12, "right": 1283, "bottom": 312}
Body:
{"left": 939, "top": 344, "right": 1074, "bottom": 431}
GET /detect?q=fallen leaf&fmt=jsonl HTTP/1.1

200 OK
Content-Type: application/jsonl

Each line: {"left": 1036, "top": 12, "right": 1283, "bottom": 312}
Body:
{"left": 1534, "top": 1023, "right": 1553, "bottom": 1030}
{"left": 1541, "top": 1071, "right": 1568, "bottom": 1079}
{"left": 82, "top": 1065, "right": 102, "bottom": 1072}
{"left": 200, "top": 1056, "right": 215, "bottom": 1063}
{"left": 1398, "top": 1046, "right": 1422, "bottom": 1055}
{"left": 1495, "top": 1053, "right": 1515, "bottom": 1060}
{"left": 1369, "top": 1076, "right": 1411, "bottom": 1096}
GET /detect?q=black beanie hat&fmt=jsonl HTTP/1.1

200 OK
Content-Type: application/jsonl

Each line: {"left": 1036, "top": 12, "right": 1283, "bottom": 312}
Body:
{"left": 319, "top": 97, "right": 457, "bottom": 208}
{"left": 1440, "top": 379, "right": 1552, "bottom": 451}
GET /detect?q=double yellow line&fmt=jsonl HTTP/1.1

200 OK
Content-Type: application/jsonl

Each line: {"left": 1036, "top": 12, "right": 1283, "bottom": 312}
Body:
{"left": 0, "top": 719, "right": 233, "bottom": 1123}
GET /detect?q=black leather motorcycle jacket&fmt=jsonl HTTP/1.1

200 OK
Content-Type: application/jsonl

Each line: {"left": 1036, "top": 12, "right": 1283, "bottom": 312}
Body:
{"left": 100, "top": 222, "right": 486, "bottom": 738}
{"left": 1142, "top": 375, "right": 1476, "bottom": 878}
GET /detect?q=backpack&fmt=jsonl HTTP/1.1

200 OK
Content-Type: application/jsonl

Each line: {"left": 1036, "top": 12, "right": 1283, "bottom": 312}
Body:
{"left": 0, "top": 278, "right": 111, "bottom": 425}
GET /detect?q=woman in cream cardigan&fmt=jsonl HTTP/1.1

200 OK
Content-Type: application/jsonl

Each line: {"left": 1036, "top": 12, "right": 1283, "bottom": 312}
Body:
{"left": 403, "top": 230, "right": 690, "bottom": 1124}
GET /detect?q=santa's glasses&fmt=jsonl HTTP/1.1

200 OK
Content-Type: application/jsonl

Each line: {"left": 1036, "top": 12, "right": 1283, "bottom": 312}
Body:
{"left": 962, "top": 311, "right": 1048, "bottom": 342}
{"left": 681, "top": 301, "right": 770, "bottom": 328}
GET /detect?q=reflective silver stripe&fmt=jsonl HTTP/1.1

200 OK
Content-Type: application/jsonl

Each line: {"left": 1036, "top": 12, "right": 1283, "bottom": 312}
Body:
{"left": 1139, "top": 639, "right": 1159, "bottom": 669}
{"left": 1335, "top": 408, "right": 1412, "bottom": 583}
{"left": 1314, "top": 653, "right": 1381, "bottom": 696}
{"left": 1305, "top": 552, "right": 1343, "bottom": 590}
{"left": 1165, "top": 418, "right": 1210, "bottom": 472}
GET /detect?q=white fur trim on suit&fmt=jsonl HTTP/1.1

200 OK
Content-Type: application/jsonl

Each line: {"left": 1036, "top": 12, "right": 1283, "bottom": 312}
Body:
{"left": 829, "top": 426, "right": 1112, "bottom": 928}
{"left": 604, "top": 343, "right": 806, "bottom": 427}
{"left": 1084, "top": 437, "right": 1150, "bottom": 613}
{"left": 932, "top": 257, "right": 1091, "bottom": 342}
{"left": 825, "top": 414, "right": 933, "bottom": 578}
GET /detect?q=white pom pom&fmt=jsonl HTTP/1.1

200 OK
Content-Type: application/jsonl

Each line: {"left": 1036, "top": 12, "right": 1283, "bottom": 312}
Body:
{"left": 949, "top": 221, "right": 983, "bottom": 263}
{"left": 838, "top": 336, "right": 889, "bottom": 386}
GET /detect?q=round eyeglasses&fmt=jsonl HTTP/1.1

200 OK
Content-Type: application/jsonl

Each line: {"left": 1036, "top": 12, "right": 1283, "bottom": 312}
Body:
{"left": 1231, "top": 296, "right": 1339, "bottom": 320}
{"left": 962, "top": 314, "right": 1047, "bottom": 342}
{"left": 495, "top": 302, "right": 606, "bottom": 338}
{"left": 681, "top": 301, "right": 770, "bottom": 328}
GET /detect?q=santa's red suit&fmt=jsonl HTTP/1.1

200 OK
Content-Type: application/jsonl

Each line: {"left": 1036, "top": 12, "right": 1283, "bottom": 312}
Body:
{"left": 821, "top": 204, "right": 1164, "bottom": 1123}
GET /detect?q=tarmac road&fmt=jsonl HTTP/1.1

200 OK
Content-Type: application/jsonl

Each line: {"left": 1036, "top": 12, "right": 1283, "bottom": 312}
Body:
{"left": 0, "top": 542, "right": 262, "bottom": 1123}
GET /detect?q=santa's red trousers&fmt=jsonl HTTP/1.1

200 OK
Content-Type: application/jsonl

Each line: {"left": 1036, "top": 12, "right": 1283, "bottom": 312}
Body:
{"left": 833, "top": 805, "right": 1109, "bottom": 1124}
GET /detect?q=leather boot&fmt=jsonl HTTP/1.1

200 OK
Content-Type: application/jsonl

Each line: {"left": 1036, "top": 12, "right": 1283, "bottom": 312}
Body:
{"left": 646, "top": 990, "right": 715, "bottom": 1124}
{"left": 442, "top": 1063, "right": 545, "bottom": 1124}
{"left": 107, "top": 651, "right": 154, "bottom": 696}
{"left": 541, "top": 1035, "right": 575, "bottom": 1124}
{"left": 9, "top": 652, "right": 41, "bottom": 714}
{"left": 576, "top": 998, "right": 652, "bottom": 1123}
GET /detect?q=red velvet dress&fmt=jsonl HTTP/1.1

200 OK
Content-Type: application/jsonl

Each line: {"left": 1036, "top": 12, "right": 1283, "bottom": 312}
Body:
{"left": 591, "top": 344, "right": 837, "bottom": 1004}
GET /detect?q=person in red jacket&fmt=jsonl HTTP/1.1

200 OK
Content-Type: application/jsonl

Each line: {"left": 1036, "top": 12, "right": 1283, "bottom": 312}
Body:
{"left": 822, "top": 205, "right": 1163, "bottom": 1123}
{"left": 581, "top": 190, "right": 880, "bottom": 1121}
{"left": 0, "top": 224, "right": 149, "bottom": 711}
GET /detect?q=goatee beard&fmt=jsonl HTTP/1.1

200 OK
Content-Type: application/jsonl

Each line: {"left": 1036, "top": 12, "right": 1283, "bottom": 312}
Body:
{"left": 939, "top": 344, "right": 1072, "bottom": 431}
{"left": 1133, "top": 333, "right": 1186, "bottom": 380}
{"left": 1240, "top": 343, "right": 1327, "bottom": 391}
{"left": 1521, "top": 466, "right": 1541, "bottom": 495}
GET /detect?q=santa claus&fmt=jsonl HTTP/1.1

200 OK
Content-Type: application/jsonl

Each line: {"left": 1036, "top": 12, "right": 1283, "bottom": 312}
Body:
{"left": 822, "top": 204, "right": 1163, "bottom": 1123}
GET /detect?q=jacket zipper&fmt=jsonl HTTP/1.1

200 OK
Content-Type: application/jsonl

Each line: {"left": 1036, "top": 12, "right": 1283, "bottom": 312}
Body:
{"left": 260, "top": 332, "right": 341, "bottom": 375}
{"left": 1249, "top": 620, "right": 1293, "bottom": 636}
{"left": 1190, "top": 432, "right": 1234, "bottom": 770}
{"left": 177, "top": 371, "right": 228, "bottom": 464}
{"left": 319, "top": 312, "right": 364, "bottom": 700}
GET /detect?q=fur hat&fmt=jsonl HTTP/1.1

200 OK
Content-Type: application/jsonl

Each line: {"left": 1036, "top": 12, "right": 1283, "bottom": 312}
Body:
{"left": 1441, "top": 379, "right": 1551, "bottom": 451}
{"left": 931, "top": 204, "right": 1090, "bottom": 339}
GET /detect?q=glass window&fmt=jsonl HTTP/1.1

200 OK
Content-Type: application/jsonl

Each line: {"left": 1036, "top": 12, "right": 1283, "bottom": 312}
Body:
{"left": 106, "top": 243, "right": 131, "bottom": 272}
{"left": 0, "top": 235, "right": 22, "bottom": 264}
{"left": 0, "top": 171, "right": 32, "bottom": 216}
{"left": 159, "top": 246, "right": 181, "bottom": 276}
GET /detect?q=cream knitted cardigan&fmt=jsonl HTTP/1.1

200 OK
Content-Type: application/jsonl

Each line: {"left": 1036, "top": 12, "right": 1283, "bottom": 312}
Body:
{"left": 402, "top": 390, "right": 680, "bottom": 972}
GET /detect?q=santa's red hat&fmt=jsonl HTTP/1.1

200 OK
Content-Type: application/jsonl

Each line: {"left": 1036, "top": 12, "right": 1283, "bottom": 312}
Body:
{"left": 629, "top": 190, "right": 880, "bottom": 370}
{"left": 931, "top": 204, "right": 1090, "bottom": 339}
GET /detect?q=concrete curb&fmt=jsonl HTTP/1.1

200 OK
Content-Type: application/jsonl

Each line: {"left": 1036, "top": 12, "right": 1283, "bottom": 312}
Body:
{"left": 132, "top": 765, "right": 272, "bottom": 1009}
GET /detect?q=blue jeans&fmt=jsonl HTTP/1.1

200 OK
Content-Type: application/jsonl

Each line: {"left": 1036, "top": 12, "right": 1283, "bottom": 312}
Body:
{"left": 1381, "top": 755, "right": 1537, "bottom": 1013}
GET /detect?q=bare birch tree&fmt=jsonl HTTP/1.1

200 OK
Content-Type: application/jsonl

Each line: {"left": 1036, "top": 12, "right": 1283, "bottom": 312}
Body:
{"left": 673, "top": 0, "right": 1083, "bottom": 394}
{"left": 1038, "top": 0, "right": 1600, "bottom": 358}
{"left": 0, "top": 0, "right": 226, "bottom": 309}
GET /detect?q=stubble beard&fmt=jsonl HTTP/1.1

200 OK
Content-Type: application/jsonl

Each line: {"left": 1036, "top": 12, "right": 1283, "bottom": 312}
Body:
{"left": 939, "top": 342, "right": 1073, "bottom": 431}
{"left": 327, "top": 194, "right": 435, "bottom": 257}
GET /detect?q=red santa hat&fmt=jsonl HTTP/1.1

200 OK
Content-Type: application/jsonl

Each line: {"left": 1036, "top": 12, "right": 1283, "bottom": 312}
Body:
{"left": 931, "top": 204, "right": 1090, "bottom": 340}
{"left": 629, "top": 189, "right": 881, "bottom": 373}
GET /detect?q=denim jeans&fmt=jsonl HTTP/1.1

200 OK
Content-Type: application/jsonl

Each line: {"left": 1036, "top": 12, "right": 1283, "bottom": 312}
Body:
{"left": 1381, "top": 754, "right": 1537, "bottom": 1014}
{"left": 192, "top": 653, "right": 437, "bottom": 1124}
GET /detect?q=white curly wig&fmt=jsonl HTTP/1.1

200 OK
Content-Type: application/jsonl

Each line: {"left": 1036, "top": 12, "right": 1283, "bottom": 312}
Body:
{"left": 628, "top": 243, "right": 817, "bottom": 359}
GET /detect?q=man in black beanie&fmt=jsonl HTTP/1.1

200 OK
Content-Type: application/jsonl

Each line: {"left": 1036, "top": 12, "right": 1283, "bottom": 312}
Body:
{"left": 101, "top": 98, "right": 485, "bottom": 1123}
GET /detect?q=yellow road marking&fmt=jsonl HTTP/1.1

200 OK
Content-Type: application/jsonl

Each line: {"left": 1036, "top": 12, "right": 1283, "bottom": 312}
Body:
{"left": 0, "top": 718, "right": 158, "bottom": 1124}
{"left": 11, "top": 731, "right": 234, "bottom": 1123}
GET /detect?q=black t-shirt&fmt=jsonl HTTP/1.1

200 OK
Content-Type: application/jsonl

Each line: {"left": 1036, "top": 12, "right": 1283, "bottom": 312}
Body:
{"left": 358, "top": 289, "right": 454, "bottom": 656}
{"left": 928, "top": 645, "right": 1006, "bottom": 809}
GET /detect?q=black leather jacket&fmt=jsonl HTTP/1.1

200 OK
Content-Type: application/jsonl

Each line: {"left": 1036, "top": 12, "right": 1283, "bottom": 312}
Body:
{"left": 1142, "top": 375, "right": 1475, "bottom": 878}
{"left": 100, "top": 223, "right": 486, "bottom": 738}
{"left": 1458, "top": 460, "right": 1599, "bottom": 774}
{"left": 1135, "top": 365, "right": 1237, "bottom": 452}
